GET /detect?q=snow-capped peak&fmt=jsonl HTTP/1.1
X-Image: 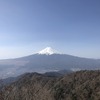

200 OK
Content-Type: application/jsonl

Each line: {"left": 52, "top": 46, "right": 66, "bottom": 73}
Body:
{"left": 38, "top": 47, "right": 57, "bottom": 55}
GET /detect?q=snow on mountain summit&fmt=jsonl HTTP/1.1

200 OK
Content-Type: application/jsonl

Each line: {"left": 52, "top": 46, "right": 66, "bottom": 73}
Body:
{"left": 38, "top": 47, "right": 57, "bottom": 55}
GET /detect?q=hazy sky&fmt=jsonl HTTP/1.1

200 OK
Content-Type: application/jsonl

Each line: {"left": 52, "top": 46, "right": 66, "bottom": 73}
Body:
{"left": 0, "top": 0, "right": 100, "bottom": 59}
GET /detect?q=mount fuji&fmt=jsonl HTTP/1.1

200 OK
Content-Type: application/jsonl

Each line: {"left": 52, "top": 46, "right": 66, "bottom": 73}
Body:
{"left": 38, "top": 47, "right": 57, "bottom": 55}
{"left": 0, "top": 47, "right": 100, "bottom": 78}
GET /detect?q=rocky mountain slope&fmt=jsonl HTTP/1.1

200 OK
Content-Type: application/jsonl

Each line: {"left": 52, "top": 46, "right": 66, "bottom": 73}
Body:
{"left": 0, "top": 70, "right": 100, "bottom": 100}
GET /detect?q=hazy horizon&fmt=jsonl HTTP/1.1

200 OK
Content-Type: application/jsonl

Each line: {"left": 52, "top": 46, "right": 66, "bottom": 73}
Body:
{"left": 0, "top": 0, "right": 100, "bottom": 59}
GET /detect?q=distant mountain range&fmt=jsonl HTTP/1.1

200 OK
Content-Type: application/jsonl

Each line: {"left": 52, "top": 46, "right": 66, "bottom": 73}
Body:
{"left": 0, "top": 47, "right": 100, "bottom": 78}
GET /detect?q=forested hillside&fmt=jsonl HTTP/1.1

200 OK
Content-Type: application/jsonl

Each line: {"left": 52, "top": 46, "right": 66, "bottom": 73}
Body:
{"left": 0, "top": 71, "right": 100, "bottom": 100}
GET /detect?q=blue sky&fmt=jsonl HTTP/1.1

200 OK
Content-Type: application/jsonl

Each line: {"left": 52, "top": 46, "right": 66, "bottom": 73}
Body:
{"left": 0, "top": 0, "right": 100, "bottom": 59}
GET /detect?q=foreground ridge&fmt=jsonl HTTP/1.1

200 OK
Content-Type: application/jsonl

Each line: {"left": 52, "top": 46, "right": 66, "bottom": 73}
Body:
{"left": 0, "top": 70, "right": 100, "bottom": 100}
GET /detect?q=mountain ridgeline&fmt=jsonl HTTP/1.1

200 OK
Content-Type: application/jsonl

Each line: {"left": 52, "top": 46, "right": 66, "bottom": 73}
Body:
{"left": 0, "top": 51, "right": 100, "bottom": 78}
{"left": 0, "top": 70, "right": 100, "bottom": 100}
